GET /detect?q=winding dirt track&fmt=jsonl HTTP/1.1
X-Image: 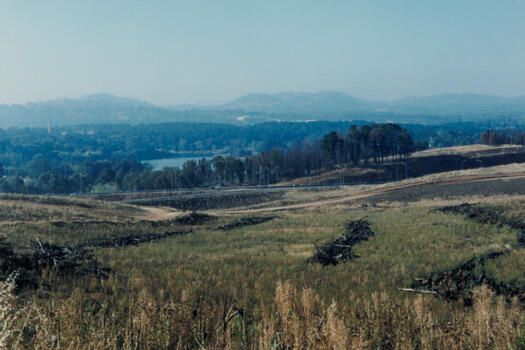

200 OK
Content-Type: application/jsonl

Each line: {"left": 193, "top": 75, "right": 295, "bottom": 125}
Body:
{"left": 138, "top": 172, "right": 525, "bottom": 219}
{"left": 217, "top": 172, "right": 525, "bottom": 214}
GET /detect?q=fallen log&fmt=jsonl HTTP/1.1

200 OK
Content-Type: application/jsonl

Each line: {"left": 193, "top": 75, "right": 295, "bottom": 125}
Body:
{"left": 216, "top": 216, "right": 278, "bottom": 231}
{"left": 398, "top": 288, "right": 440, "bottom": 296}
{"left": 77, "top": 230, "right": 191, "bottom": 249}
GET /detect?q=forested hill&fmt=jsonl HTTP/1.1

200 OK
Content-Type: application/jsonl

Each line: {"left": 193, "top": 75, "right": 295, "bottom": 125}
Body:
{"left": 0, "top": 121, "right": 366, "bottom": 166}
{"left": 2, "top": 92, "right": 525, "bottom": 127}
{"left": 0, "top": 119, "right": 523, "bottom": 194}
{"left": 0, "top": 122, "right": 421, "bottom": 194}
{"left": 219, "top": 91, "right": 525, "bottom": 116}
{"left": 0, "top": 120, "right": 502, "bottom": 170}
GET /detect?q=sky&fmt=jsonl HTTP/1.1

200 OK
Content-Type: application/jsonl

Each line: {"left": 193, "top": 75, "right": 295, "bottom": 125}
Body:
{"left": 1, "top": 0, "right": 524, "bottom": 105}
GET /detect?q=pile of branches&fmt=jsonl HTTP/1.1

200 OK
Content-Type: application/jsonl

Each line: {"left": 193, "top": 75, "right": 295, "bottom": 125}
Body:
{"left": 51, "top": 220, "right": 120, "bottom": 228}
{"left": 78, "top": 230, "right": 190, "bottom": 248}
{"left": 440, "top": 203, "right": 525, "bottom": 244}
{"left": 408, "top": 251, "right": 525, "bottom": 304}
{"left": 216, "top": 216, "right": 278, "bottom": 230}
{"left": 309, "top": 219, "right": 374, "bottom": 265}
{"left": 439, "top": 203, "right": 504, "bottom": 226}
{"left": 150, "top": 212, "right": 215, "bottom": 227}
{"left": 0, "top": 225, "right": 193, "bottom": 291}
{"left": 173, "top": 212, "right": 214, "bottom": 225}
{"left": 403, "top": 203, "right": 525, "bottom": 304}
{"left": 0, "top": 237, "right": 108, "bottom": 290}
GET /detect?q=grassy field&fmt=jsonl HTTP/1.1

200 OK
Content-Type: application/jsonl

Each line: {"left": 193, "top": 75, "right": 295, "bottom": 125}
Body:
{"left": 1, "top": 181, "right": 525, "bottom": 349}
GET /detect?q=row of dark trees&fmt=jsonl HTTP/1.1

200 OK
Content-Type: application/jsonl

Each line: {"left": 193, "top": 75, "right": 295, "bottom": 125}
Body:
{"left": 0, "top": 123, "right": 423, "bottom": 193}
{"left": 480, "top": 129, "right": 525, "bottom": 146}
{"left": 107, "top": 123, "right": 422, "bottom": 190}
{"left": 116, "top": 123, "right": 422, "bottom": 189}
{"left": 322, "top": 123, "right": 417, "bottom": 165}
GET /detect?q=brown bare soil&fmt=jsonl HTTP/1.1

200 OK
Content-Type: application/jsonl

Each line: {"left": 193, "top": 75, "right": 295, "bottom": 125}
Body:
{"left": 138, "top": 206, "right": 184, "bottom": 221}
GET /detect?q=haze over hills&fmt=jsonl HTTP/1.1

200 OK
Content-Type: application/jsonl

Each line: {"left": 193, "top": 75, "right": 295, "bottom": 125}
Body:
{"left": 216, "top": 91, "right": 377, "bottom": 113}
{"left": 393, "top": 93, "right": 525, "bottom": 114}
{"left": 218, "top": 91, "right": 525, "bottom": 115}
{"left": 1, "top": 91, "right": 524, "bottom": 128}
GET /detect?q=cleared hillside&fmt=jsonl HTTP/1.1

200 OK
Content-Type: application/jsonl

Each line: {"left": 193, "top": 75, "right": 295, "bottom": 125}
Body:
{"left": 2, "top": 172, "right": 525, "bottom": 348}
{"left": 281, "top": 144, "right": 525, "bottom": 185}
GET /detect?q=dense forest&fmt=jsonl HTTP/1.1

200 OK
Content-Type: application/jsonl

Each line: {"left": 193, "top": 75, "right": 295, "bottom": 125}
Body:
{"left": 0, "top": 120, "right": 520, "bottom": 194}
{"left": 141, "top": 123, "right": 423, "bottom": 190}
{"left": 0, "top": 122, "right": 423, "bottom": 193}
{"left": 0, "top": 119, "right": 512, "bottom": 168}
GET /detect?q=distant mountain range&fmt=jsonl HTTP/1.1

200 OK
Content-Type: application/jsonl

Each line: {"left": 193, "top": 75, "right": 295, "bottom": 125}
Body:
{"left": 216, "top": 91, "right": 375, "bottom": 113}
{"left": 217, "top": 91, "right": 525, "bottom": 115}
{"left": 1, "top": 91, "right": 524, "bottom": 128}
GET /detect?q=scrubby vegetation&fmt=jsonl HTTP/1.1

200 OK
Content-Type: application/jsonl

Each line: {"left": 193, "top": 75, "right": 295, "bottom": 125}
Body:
{"left": 0, "top": 191, "right": 525, "bottom": 348}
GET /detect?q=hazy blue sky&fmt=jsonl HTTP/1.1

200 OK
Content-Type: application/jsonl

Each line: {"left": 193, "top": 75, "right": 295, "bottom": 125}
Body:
{"left": 1, "top": 0, "right": 524, "bottom": 105}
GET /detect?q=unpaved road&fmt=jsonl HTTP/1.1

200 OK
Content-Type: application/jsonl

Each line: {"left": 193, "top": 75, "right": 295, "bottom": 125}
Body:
{"left": 137, "top": 172, "right": 525, "bottom": 218}
{"left": 215, "top": 172, "right": 525, "bottom": 214}
{"left": 138, "top": 206, "right": 184, "bottom": 221}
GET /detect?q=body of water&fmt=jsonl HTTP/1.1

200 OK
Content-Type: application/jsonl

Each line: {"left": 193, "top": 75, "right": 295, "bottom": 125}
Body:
{"left": 145, "top": 156, "right": 215, "bottom": 170}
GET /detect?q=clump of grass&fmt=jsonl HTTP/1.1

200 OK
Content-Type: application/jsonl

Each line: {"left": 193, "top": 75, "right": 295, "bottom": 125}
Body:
{"left": 0, "top": 272, "right": 21, "bottom": 348}
{"left": 262, "top": 281, "right": 521, "bottom": 349}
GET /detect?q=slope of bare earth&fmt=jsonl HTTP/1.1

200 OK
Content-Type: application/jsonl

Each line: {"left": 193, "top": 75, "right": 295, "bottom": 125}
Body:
{"left": 411, "top": 144, "right": 524, "bottom": 158}
{"left": 278, "top": 167, "right": 388, "bottom": 185}
{"left": 136, "top": 206, "right": 185, "bottom": 221}
{"left": 0, "top": 193, "right": 145, "bottom": 223}
{"left": 214, "top": 163, "right": 525, "bottom": 213}
{"left": 279, "top": 144, "right": 525, "bottom": 185}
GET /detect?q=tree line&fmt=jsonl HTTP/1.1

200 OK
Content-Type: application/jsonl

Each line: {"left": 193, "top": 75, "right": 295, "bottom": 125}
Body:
{"left": 0, "top": 123, "right": 425, "bottom": 193}
{"left": 480, "top": 129, "right": 525, "bottom": 146}
{"left": 0, "top": 119, "right": 511, "bottom": 173}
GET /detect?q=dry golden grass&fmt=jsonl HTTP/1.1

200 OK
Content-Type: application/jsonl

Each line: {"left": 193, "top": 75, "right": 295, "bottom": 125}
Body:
{"left": 279, "top": 167, "right": 386, "bottom": 186}
{"left": 411, "top": 144, "right": 525, "bottom": 158}
{"left": 400, "top": 162, "right": 525, "bottom": 182}
{"left": 1, "top": 278, "right": 522, "bottom": 349}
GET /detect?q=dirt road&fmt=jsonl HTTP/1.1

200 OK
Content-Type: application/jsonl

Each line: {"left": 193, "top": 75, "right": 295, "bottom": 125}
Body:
{"left": 137, "top": 172, "right": 525, "bottom": 218}
{"left": 216, "top": 172, "right": 525, "bottom": 214}
{"left": 138, "top": 206, "right": 184, "bottom": 221}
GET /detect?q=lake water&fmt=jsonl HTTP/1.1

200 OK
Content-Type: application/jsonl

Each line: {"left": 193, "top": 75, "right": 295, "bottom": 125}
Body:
{"left": 145, "top": 156, "right": 215, "bottom": 170}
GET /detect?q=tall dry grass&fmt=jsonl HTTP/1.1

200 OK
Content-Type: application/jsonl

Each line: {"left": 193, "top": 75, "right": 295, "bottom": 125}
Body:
{"left": 0, "top": 272, "right": 20, "bottom": 348}
{"left": 1, "top": 279, "right": 522, "bottom": 349}
{"left": 262, "top": 282, "right": 522, "bottom": 350}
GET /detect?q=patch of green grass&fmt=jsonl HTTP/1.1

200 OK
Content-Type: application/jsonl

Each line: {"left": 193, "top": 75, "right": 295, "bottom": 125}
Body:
{"left": 485, "top": 250, "right": 525, "bottom": 288}
{"left": 94, "top": 206, "right": 518, "bottom": 306}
